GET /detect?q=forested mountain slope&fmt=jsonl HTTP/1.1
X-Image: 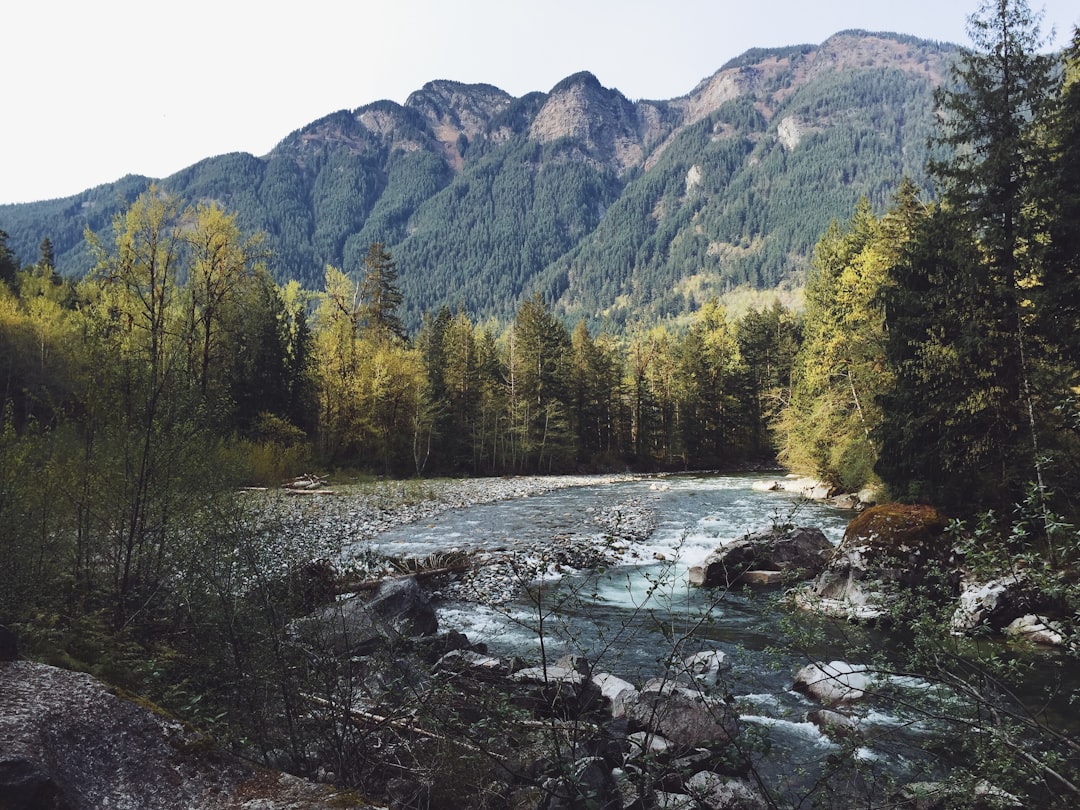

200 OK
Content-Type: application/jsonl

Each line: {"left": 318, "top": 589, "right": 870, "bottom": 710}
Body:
{"left": 0, "top": 30, "right": 954, "bottom": 330}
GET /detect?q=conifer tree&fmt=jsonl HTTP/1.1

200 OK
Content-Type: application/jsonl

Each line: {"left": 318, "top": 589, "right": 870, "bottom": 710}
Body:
{"left": 877, "top": 0, "right": 1063, "bottom": 513}
{"left": 359, "top": 242, "right": 406, "bottom": 343}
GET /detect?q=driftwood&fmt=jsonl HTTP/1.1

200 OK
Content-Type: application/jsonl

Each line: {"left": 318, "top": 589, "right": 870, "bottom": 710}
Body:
{"left": 282, "top": 474, "right": 332, "bottom": 493}
{"left": 335, "top": 565, "right": 470, "bottom": 595}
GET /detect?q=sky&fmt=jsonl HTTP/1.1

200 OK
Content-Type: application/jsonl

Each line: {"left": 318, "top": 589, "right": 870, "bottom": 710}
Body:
{"left": 3, "top": 0, "right": 1078, "bottom": 206}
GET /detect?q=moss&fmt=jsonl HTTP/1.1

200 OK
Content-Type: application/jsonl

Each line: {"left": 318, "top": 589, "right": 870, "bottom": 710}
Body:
{"left": 843, "top": 503, "right": 946, "bottom": 549}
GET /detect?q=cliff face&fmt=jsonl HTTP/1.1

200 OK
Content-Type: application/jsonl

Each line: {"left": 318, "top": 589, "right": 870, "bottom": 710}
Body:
{"left": 0, "top": 660, "right": 375, "bottom": 810}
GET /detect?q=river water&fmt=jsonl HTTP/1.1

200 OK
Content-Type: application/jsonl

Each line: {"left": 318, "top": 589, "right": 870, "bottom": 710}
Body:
{"left": 365, "top": 473, "right": 1072, "bottom": 805}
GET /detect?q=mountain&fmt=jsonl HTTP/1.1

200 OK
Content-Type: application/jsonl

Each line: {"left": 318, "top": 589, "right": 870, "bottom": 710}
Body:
{"left": 0, "top": 30, "right": 955, "bottom": 331}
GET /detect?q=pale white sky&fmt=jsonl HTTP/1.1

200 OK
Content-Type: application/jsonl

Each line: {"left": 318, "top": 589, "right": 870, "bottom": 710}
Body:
{"left": 2, "top": 0, "right": 1077, "bottom": 205}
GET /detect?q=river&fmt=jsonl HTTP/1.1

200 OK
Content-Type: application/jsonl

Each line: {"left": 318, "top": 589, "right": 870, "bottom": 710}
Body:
{"left": 362, "top": 472, "right": 1074, "bottom": 805}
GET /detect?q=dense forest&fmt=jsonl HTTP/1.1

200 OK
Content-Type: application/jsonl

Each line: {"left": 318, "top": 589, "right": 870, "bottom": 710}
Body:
{"left": 2, "top": 2, "right": 1080, "bottom": 807}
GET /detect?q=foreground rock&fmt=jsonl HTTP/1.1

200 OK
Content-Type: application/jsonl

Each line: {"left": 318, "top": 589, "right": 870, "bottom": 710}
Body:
{"left": 0, "top": 660, "right": 378, "bottom": 810}
{"left": 793, "top": 504, "right": 953, "bottom": 620}
{"left": 689, "top": 526, "right": 833, "bottom": 587}
{"left": 623, "top": 679, "right": 740, "bottom": 747}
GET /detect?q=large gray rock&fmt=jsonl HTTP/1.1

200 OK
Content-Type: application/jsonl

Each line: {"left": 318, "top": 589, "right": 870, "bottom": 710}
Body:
{"left": 0, "top": 661, "right": 365, "bottom": 809}
{"left": 685, "top": 770, "right": 768, "bottom": 809}
{"left": 689, "top": 526, "right": 833, "bottom": 587}
{"left": 511, "top": 654, "right": 603, "bottom": 719}
{"left": 294, "top": 574, "right": 438, "bottom": 654}
{"left": 538, "top": 756, "right": 620, "bottom": 810}
{"left": 623, "top": 679, "right": 739, "bottom": 748}
{"left": 950, "top": 575, "right": 1061, "bottom": 640}
{"left": 680, "top": 650, "right": 731, "bottom": 687}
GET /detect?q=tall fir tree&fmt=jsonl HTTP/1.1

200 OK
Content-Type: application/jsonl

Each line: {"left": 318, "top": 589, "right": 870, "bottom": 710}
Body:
{"left": 359, "top": 242, "right": 406, "bottom": 344}
{"left": 877, "top": 0, "right": 1065, "bottom": 514}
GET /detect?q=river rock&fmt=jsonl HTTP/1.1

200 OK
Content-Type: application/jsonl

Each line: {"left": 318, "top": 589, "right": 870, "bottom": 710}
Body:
{"left": 293, "top": 574, "right": 437, "bottom": 654}
{"left": 434, "top": 648, "right": 508, "bottom": 677}
{"left": 949, "top": 575, "right": 1056, "bottom": 637}
{"left": 894, "top": 779, "right": 1023, "bottom": 809}
{"left": 806, "top": 708, "right": 860, "bottom": 739}
{"left": 681, "top": 650, "right": 731, "bottom": 687}
{"left": 654, "top": 791, "right": 697, "bottom": 809}
{"left": 627, "top": 730, "right": 675, "bottom": 757}
{"left": 794, "top": 504, "right": 953, "bottom": 621}
{"left": 685, "top": 770, "right": 768, "bottom": 809}
{"left": 1002, "top": 614, "right": 1067, "bottom": 647}
{"left": 624, "top": 679, "right": 739, "bottom": 748}
{"left": 689, "top": 526, "right": 833, "bottom": 587}
{"left": 512, "top": 654, "right": 603, "bottom": 718}
{"left": 793, "top": 661, "right": 873, "bottom": 704}
{"left": 593, "top": 672, "right": 638, "bottom": 717}
{"left": 538, "top": 756, "right": 619, "bottom": 810}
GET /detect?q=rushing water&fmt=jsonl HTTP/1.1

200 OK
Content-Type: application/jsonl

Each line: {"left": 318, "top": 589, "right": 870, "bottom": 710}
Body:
{"left": 366, "top": 473, "right": 1073, "bottom": 804}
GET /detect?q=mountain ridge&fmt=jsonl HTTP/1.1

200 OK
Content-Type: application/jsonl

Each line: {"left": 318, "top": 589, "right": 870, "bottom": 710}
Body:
{"left": 0, "top": 30, "right": 957, "bottom": 330}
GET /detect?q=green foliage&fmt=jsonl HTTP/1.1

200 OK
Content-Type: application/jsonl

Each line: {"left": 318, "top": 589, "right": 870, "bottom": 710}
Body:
{"left": 779, "top": 192, "right": 917, "bottom": 491}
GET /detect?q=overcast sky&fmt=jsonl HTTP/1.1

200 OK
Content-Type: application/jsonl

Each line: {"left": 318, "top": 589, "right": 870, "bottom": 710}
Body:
{"left": 3, "top": 0, "right": 1077, "bottom": 205}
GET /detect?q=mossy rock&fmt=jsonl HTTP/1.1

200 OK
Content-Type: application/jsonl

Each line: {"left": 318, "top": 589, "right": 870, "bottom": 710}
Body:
{"left": 842, "top": 504, "right": 946, "bottom": 551}
{"left": 836, "top": 503, "right": 957, "bottom": 595}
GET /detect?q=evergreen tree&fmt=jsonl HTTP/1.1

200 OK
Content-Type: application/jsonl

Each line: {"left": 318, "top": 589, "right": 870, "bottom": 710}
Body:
{"left": 359, "top": 242, "right": 406, "bottom": 343}
{"left": 877, "top": 0, "right": 1063, "bottom": 514}
{"left": 0, "top": 230, "right": 20, "bottom": 291}
{"left": 38, "top": 237, "right": 55, "bottom": 273}
{"left": 735, "top": 300, "right": 801, "bottom": 458}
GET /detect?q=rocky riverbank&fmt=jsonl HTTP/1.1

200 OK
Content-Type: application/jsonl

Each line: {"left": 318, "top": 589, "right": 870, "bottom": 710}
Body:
{"left": 245, "top": 473, "right": 659, "bottom": 603}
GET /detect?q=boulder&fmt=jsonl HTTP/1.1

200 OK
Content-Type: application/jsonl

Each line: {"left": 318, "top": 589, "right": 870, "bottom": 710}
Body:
{"left": 793, "top": 661, "right": 873, "bottom": 705}
{"left": 513, "top": 653, "right": 591, "bottom": 686}
{"left": 624, "top": 679, "right": 739, "bottom": 748}
{"left": 806, "top": 708, "right": 860, "bottom": 739}
{"left": 739, "top": 570, "right": 783, "bottom": 585}
{"left": 627, "top": 730, "right": 675, "bottom": 758}
{"left": 1002, "top": 614, "right": 1068, "bottom": 647}
{"left": 592, "top": 672, "right": 638, "bottom": 718}
{"left": 685, "top": 770, "right": 768, "bottom": 808}
{"left": 654, "top": 791, "right": 697, "bottom": 809}
{"left": 293, "top": 574, "right": 437, "bottom": 654}
{"left": 794, "top": 504, "right": 952, "bottom": 621}
{"left": 689, "top": 526, "right": 833, "bottom": 587}
{"left": 538, "top": 757, "right": 620, "bottom": 810}
{"left": 680, "top": 650, "right": 731, "bottom": 687}
{"left": 434, "top": 648, "right": 508, "bottom": 677}
{"left": 0, "top": 661, "right": 364, "bottom": 809}
{"left": 893, "top": 779, "right": 1023, "bottom": 809}
{"left": 512, "top": 654, "right": 602, "bottom": 719}
{"left": 950, "top": 575, "right": 1056, "bottom": 636}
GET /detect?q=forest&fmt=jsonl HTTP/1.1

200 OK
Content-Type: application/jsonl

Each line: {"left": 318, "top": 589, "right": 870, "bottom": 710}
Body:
{"left": 1, "top": 2, "right": 1080, "bottom": 807}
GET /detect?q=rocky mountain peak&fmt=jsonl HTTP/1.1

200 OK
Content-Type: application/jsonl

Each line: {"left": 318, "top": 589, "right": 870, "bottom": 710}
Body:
{"left": 529, "top": 72, "right": 651, "bottom": 173}
{"left": 406, "top": 80, "right": 515, "bottom": 171}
